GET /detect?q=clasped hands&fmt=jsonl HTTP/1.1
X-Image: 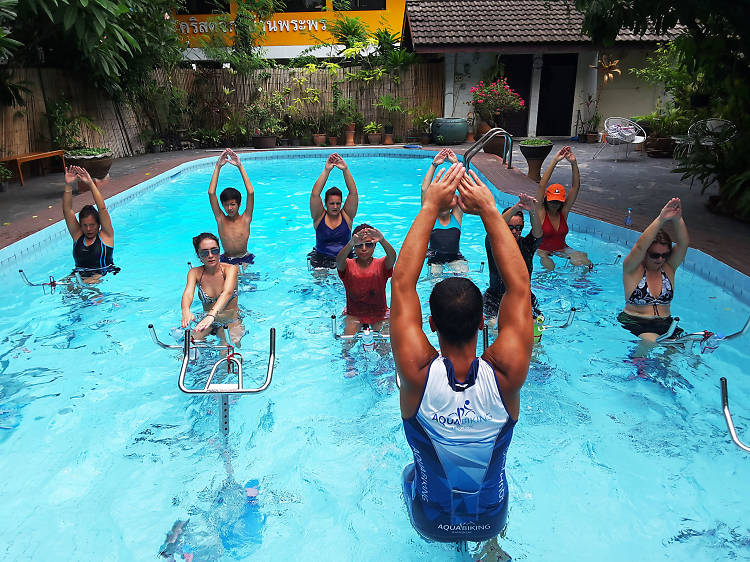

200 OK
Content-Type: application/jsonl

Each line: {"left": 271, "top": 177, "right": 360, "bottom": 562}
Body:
{"left": 217, "top": 148, "right": 242, "bottom": 168}
{"left": 423, "top": 163, "right": 496, "bottom": 217}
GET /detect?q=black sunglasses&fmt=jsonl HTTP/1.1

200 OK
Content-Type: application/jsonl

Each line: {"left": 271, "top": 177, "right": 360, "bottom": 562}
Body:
{"left": 355, "top": 242, "right": 376, "bottom": 250}
{"left": 508, "top": 224, "right": 523, "bottom": 232}
{"left": 648, "top": 251, "right": 671, "bottom": 260}
{"left": 198, "top": 247, "right": 221, "bottom": 258}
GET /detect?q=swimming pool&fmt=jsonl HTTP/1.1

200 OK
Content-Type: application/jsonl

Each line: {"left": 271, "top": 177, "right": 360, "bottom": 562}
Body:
{"left": 0, "top": 149, "right": 748, "bottom": 560}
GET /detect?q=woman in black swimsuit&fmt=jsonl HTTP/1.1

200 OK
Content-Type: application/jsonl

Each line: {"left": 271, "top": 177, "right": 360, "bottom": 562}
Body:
{"left": 62, "top": 166, "right": 115, "bottom": 283}
{"left": 181, "top": 233, "right": 243, "bottom": 345}
{"left": 620, "top": 198, "right": 689, "bottom": 342}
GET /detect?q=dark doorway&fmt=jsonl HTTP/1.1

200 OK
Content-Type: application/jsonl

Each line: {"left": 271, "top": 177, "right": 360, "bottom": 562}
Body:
{"left": 536, "top": 54, "right": 578, "bottom": 136}
{"left": 497, "top": 55, "right": 532, "bottom": 136}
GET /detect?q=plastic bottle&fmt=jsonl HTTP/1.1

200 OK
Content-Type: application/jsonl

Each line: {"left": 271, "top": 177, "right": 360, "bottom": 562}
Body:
{"left": 625, "top": 208, "right": 633, "bottom": 226}
{"left": 533, "top": 315, "right": 545, "bottom": 344}
{"left": 361, "top": 326, "right": 375, "bottom": 351}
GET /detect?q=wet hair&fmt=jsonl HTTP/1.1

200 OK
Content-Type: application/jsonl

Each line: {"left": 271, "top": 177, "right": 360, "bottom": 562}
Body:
{"left": 652, "top": 229, "right": 673, "bottom": 248}
{"left": 78, "top": 205, "right": 100, "bottom": 225}
{"left": 502, "top": 206, "right": 524, "bottom": 219}
{"left": 429, "top": 277, "right": 483, "bottom": 344}
{"left": 220, "top": 188, "right": 242, "bottom": 205}
{"left": 192, "top": 232, "right": 220, "bottom": 254}
{"left": 325, "top": 186, "right": 343, "bottom": 203}
{"left": 352, "top": 223, "right": 372, "bottom": 235}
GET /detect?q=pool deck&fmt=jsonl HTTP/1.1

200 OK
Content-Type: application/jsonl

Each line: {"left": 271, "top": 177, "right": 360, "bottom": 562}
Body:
{"left": 1, "top": 142, "right": 749, "bottom": 275}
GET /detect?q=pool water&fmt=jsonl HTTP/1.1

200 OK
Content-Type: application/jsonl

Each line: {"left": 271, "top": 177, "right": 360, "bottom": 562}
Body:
{"left": 0, "top": 150, "right": 748, "bottom": 560}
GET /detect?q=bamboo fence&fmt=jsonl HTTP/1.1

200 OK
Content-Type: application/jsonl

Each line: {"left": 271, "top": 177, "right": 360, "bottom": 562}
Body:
{"left": 1, "top": 63, "right": 444, "bottom": 161}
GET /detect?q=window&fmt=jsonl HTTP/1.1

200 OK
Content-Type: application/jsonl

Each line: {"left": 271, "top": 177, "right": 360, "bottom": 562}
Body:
{"left": 176, "top": 0, "right": 230, "bottom": 15}
{"left": 333, "top": 0, "right": 386, "bottom": 10}
{"left": 279, "top": 0, "right": 326, "bottom": 11}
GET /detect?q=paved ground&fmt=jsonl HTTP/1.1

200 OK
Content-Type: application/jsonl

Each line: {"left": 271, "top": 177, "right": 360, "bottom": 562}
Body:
{"left": 2, "top": 141, "right": 749, "bottom": 275}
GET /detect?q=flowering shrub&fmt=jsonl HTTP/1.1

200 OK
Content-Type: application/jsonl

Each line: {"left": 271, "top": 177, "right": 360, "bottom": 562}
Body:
{"left": 468, "top": 77, "right": 525, "bottom": 125}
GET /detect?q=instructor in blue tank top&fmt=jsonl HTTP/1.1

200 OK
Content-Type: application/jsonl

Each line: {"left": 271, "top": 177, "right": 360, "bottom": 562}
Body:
{"left": 391, "top": 163, "right": 533, "bottom": 544}
{"left": 308, "top": 153, "right": 359, "bottom": 269}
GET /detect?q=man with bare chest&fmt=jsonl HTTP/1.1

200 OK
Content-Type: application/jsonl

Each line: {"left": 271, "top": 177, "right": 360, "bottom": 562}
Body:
{"left": 208, "top": 148, "right": 256, "bottom": 269}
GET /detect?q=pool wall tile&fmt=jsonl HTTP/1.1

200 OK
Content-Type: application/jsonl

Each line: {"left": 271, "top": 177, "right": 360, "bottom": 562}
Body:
{"left": 2, "top": 149, "right": 749, "bottom": 305}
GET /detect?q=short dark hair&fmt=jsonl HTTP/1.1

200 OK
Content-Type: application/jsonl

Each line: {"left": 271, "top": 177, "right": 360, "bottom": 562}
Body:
{"left": 78, "top": 205, "right": 100, "bottom": 225}
{"left": 325, "top": 186, "right": 342, "bottom": 203}
{"left": 220, "top": 188, "right": 242, "bottom": 205}
{"left": 192, "top": 232, "right": 220, "bottom": 254}
{"left": 502, "top": 206, "right": 523, "bottom": 219}
{"left": 652, "top": 229, "right": 673, "bottom": 248}
{"left": 429, "top": 277, "right": 483, "bottom": 344}
{"left": 353, "top": 223, "right": 372, "bottom": 235}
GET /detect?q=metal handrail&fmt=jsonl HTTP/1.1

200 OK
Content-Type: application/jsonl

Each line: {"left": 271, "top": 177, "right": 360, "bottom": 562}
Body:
{"left": 720, "top": 377, "right": 750, "bottom": 452}
{"left": 464, "top": 127, "right": 513, "bottom": 172}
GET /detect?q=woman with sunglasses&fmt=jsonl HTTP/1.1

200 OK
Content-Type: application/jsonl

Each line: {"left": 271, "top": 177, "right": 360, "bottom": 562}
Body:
{"left": 181, "top": 233, "right": 243, "bottom": 345}
{"left": 619, "top": 198, "right": 689, "bottom": 341}
{"left": 534, "top": 146, "right": 592, "bottom": 270}
{"left": 336, "top": 223, "right": 397, "bottom": 336}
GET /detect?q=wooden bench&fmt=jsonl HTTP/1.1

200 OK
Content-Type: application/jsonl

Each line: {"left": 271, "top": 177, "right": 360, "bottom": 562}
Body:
{"left": 0, "top": 150, "right": 66, "bottom": 186}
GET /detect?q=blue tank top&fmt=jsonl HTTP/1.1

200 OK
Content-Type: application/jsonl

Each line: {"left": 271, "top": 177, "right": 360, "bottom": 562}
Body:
{"left": 402, "top": 355, "right": 515, "bottom": 542}
{"left": 314, "top": 217, "right": 351, "bottom": 257}
{"left": 72, "top": 234, "right": 114, "bottom": 277}
{"left": 429, "top": 214, "right": 461, "bottom": 256}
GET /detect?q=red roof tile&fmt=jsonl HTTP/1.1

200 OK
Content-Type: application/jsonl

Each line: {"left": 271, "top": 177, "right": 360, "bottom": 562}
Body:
{"left": 403, "top": 0, "right": 678, "bottom": 51}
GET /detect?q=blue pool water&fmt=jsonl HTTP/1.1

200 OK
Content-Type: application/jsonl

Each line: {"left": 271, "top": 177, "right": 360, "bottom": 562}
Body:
{"left": 0, "top": 150, "right": 748, "bottom": 560}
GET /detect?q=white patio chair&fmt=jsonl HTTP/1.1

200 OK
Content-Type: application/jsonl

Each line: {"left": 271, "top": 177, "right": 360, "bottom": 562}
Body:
{"left": 593, "top": 117, "right": 647, "bottom": 161}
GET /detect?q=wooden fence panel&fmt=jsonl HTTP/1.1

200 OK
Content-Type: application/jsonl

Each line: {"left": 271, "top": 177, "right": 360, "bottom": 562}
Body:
{"left": 2, "top": 63, "right": 445, "bottom": 161}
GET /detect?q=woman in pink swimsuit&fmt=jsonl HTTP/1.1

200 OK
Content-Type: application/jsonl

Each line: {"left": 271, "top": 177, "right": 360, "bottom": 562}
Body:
{"left": 534, "top": 146, "right": 592, "bottom": 270}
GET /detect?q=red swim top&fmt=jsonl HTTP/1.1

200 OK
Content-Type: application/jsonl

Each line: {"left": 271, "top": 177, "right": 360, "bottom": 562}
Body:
{"left": 338, "top": 256, "right": 393, "bottom": 323}
{"left": 538, "top": 212, "right": 569, "bottom": 252}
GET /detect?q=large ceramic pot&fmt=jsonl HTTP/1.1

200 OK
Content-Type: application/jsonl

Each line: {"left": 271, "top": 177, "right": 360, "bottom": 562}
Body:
{"left": 645, "top": 137, "right": 674, "bottom": 158}
{"left": 431, "top": 118, "right": 468, "bottom": 145}
{"left": 519, "top": 143, "right": 553, "bottom": 182}
{"left": 252, "top": 136, "right": 277, "bottom": 149}
{"left": 312, "top": 133, "right": 326, "bottom": 147}
{"left": 367, "top": 133, "right": 382, "bottom": 145}
{"left": 65, "top": 151, "right": 114, "bottom": 181}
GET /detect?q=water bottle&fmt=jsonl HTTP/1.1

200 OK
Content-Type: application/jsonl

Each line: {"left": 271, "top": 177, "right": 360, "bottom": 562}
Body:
{"left": 361, "top": 326, "right": 375, "bottom": 351}
{"left": 533, "top": 315, "right": 545, "bottom": 344}
{"left": 625, "top": 208, "right": 633, "bottom": 226}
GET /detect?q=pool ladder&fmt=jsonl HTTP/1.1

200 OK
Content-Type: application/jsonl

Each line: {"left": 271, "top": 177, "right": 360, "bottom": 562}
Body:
{"left": 464, "top": 127, "right": 513, "bottom": 172}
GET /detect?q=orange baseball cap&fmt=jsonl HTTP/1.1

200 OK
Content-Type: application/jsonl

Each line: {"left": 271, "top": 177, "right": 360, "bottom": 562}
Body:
{"left": 546, "top": 184, "right": 566, "bottom": 202}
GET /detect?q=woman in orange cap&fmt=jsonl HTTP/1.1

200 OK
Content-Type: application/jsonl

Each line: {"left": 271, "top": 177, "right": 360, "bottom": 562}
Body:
{"left": 534, "top": 146, "right": 592, "bottom": 270}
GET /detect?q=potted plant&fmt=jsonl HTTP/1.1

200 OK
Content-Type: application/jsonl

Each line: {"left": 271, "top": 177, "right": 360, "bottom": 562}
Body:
{"left": 410, "top": 104, "right": 437, "bottom": 145}
{"left": 467, "top": 77, "right": 525, "bottom": 155}
{"left": 46, "top": 99, "right": 113, "bottom": 186}
{"left": 364, "top": 121, "right": 382, "bottom": 145}
{"left": 246, "top": 99, "right": 282, "bottom": 149}
{"left": 335, "top": 97, "right": 360, "bottom": 146}
{"left": 519, "top": 138, "right": 554, "bottom": 181}
{"left": 149, "top": 138, "right": 165, "bottom": 153}
{"left": 374, "top": 94, "right": 406, "bottom": 145}
{"left": 0, "top": 163, "right": 13, "bottom": 191}
{"left": 634, "top": 103, "right": 689, "bottom": 157}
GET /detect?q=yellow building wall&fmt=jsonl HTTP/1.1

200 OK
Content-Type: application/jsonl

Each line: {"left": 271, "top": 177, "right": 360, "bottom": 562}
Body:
{"left": 175, "top": 0, "right": 406, "bottom": 49}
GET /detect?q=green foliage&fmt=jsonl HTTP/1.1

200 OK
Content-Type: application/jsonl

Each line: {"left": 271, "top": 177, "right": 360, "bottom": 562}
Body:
{"left": 45, "top": 98, "right": 104, "bottom": 150}
{"left": 363, "top": 121, "right": 381, "bottom": 134}
{"left": 0, "top": 0, "right": 21, "bottom": 61}
{"left": 632, "top": 102, "right": 689, "bottom": 137}
{"left": 519, "top": 138, "right": 553, "bottom": 146}
{"left": 0, "top": 162, "right": 13, "bottom": 181}
{"left": 435, "top": 135, "right": 446, "bottom": 145}
{"left": 410, "top": 103, "right": 437, "bottom": 132}
{"left": 65, "top": 147, "right": 110, "bottom": 156}
{"left": 468, "top": 77, "right": 525, "bottom": 126}
{"left": 326, "top": 14, "right": 368, "bottom": 49}
{"left": 374, "top": 93, "right": 405, "bottom": 126}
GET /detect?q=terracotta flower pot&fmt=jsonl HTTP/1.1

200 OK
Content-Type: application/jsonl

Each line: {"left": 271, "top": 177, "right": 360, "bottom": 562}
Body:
{"left": 367, "top": 133, "right": 382, "bottom": 145}
{"left": 383, "top": 133, "right": 394, "bottom": 145}
{"left": 327, "top": 136, "right": 338, "bottom": 146}
{"left": 344, "top": 130, "right": 355, "bottom": 146}
{"left": 312, "top": 133, "right": 326, "bottom": 146}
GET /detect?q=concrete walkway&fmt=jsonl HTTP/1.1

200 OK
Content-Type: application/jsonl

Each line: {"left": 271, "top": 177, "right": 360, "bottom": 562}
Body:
{"left": 1, "top": 142, "right": 749, "bottom": 275}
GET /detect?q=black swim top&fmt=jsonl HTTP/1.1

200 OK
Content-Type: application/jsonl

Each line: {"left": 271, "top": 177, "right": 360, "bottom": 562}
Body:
{"left": 627, "top": 269, "right": 674, "bottom": 308}
{"left": 428, "top": 214, "right": 461, "bottom": 256}
{"left": 72, "top": 235, "right": 114, "bottom": 277}
{"left": 197, "top": 266, "right": 238, "bottom": 306}
{"left": 315, "top": 217, "right": 351, "bottom": 257}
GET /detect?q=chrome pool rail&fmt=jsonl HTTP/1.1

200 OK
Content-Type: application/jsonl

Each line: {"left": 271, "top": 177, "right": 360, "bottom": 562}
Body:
{"left": 720, "top": 377, "right": 750, "bottom": 452}
{"left": 148, "top": 324, "right": 276, "bottom": 395}
{"left": 19, "top": 268, "right": 84, "bottom": 292}
{"left": 464, "top": 127, "right": 513, "bottom": 172}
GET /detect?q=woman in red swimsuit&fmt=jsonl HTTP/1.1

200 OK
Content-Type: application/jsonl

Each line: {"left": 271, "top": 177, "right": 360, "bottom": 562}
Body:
{"left": 534, "top": 146, "right": 592, "bottom": 270}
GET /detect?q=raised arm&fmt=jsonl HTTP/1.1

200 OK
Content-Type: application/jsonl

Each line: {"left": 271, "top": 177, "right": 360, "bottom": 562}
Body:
{"left": 227, "top": 149, "right": 255, "bottom": 222}
{"left": 181, "top": 268, "right": 199, "bottom": 328}
{"left": 62, "top": 167, "right": 82, "bottom": 240}
{"left": 208, "top": 149, "right": 231, "bottom": 222}
{"left": 503, "top": 193, "right": 542, "bottom": 237}
{"left": 194, "top": 265, "right": 240, "bottom": 332}
{"left": 420, "top": 149, "right": 449, "bottom": 205}
{"left": 668, "top": 210, "right": 689, "bottom": 271}
{"left": 561, "top": 148, "right": 580, "bottom": 216}
{"left": 75, "top": 167, "right": 114, "bottom": 243}
{"left": 392, "top": 164, "right": 464, "bottom": 412}
{"left": 459, "top": 171, "right": 532, "bottom": 403}
{"left": 335, "top": 154, "right": 358, "bottom": 223}
{"left": 310, "top": 155, "right": 335, "bottom": 224}
{"left": 623, "top": 198, "right": 686, "bottom": 274}
{"left": 536, "top": 147, "right": 566, "bottom": 215}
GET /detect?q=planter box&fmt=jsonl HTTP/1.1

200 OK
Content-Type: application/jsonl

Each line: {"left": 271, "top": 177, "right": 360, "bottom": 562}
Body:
{"left": 252, "top": 136, "right": 277, "bottom": 149}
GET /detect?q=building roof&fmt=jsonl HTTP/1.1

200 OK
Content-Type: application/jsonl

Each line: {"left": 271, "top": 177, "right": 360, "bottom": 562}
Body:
{"left": 402, "top": 0, "right": 678, "bottom": 52}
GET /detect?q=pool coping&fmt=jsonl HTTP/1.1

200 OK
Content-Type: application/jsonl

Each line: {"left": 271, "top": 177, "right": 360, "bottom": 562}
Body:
{"left": 1, "top": 147, "right": 749, "bottom": 306}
